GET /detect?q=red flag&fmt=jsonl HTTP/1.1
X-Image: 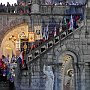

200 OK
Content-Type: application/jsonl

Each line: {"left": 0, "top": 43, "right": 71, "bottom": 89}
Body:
{"left": 22, "top": 51, "right": 24, "bottom": 65}
{"left": 19, "top": 51, "right": 24, "bottom": 65}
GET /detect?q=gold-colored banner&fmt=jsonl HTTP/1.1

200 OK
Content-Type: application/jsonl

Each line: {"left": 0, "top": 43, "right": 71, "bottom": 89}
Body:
{"left": 28, "top": 32, "right": 35, "bottom": 42}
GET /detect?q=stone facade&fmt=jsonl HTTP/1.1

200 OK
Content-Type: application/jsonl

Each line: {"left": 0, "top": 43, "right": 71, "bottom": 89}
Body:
{"left": 24, "top": 19, "right": 90, "bottom": 90}
{"left": 0, "top": 1, "right": 90, "bottom": 90}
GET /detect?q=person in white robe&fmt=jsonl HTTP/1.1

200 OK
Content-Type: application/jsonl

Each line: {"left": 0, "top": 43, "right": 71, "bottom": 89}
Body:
{"left": 43, "top": 65, "right": 54, "bottom": 90}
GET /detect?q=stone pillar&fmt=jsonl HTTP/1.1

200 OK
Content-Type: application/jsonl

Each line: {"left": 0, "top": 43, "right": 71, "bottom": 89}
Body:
{"left": 85, "top": 63, "right": 90, "bottom": 90}
{"left": 88, "top": 0, "right": 90, "bottom": 7}
{"left": 81, "top": 67, "right": 85, "bottom": 90}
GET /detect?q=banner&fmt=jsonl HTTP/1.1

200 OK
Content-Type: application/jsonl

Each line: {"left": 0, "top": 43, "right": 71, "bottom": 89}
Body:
{"left": 28, "top": 32, "right": 35, "bottom": 42}
{"left": 34, "top": 25, "right": 42, "bottom": 40}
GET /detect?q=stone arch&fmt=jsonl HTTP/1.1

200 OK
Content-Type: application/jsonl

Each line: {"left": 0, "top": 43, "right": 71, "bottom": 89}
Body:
{"left": 0, "top": 23, "right": 29, "bottom": 59}
{"left": 57, "top": 49, "right": 80, "bottom": 90}
{"left": 0, "top": 18, "right": 26, "bottom": 47}
{"left": 59, "top": 50, "right": 78, "bottom": 63}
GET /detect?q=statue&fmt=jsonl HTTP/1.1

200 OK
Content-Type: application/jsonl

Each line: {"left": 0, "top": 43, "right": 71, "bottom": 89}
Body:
{"left": 43, "top": 65, "right": 54, "bottom": 90}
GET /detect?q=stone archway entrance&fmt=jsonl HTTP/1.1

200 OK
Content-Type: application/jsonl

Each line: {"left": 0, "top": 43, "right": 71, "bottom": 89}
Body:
{"left": 0, "top": 23, "right": 28, "bottom": 60}
{"left": 62, "top": 54, "right": 75, "bottom": 90}
{"left": 59, "top": 50, "right": 78, "bottom": 90}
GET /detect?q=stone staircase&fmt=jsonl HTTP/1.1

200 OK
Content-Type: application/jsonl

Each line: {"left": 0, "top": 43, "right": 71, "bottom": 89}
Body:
{"left": 15, "top": 21, "right": 84, "bottom": 90}
{"left": 27, "top": 22, "right": 84, "bottom": 64}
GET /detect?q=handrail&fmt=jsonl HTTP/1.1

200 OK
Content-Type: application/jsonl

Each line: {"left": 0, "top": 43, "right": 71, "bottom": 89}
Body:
{"left": 27, "top": 21, "right": 84, "bottom": 64}
{"left": 40, "top": 4, "right": 86, "bottom": 7}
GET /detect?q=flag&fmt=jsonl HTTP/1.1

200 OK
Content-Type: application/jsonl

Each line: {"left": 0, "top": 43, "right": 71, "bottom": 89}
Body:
{"left": 63, "top": 17, "right": 67, "bottom": 26}
{"left": 42, "top": 18, "right": 46, "bottom": 40}
{"left": 54, "top": 27, "right": 57, "bottom": 37}
{"left": 69, "top": 15, "right": 73, "bottom": 30}
{"left": 73, "top": 16, "right": 77, "bottom": 29}
{"left": 42, "top": 27, "right": 46, "bottom": 40}
{"left": 59, "top": 20, "right": 62, "bottom": 32}
{"left": 62, "top": 17, "right": 67, "bottom": 31}
{"left": 45, "top": 25, "right": 49, "bottom": 40}
{"left": 31, "top": 42, "right": 36, "bottom": 50}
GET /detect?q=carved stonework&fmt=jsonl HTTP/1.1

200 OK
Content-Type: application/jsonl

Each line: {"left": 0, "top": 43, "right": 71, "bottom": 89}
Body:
{"left": 61, "top": 54, "right": 75, "bottom": 90}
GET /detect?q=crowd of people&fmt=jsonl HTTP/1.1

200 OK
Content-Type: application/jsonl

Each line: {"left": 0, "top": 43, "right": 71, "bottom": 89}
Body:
{"left": 0, "top": 2, "right": 31, "bottom": 14}
{"left": 0, "top": 1, "right": 86, "bottom": 14}
{"left": 0, "top": 54, "right": 16, "bottom": 89}
{"left": 45, "top": 0, "right": 86, "bottom": 6}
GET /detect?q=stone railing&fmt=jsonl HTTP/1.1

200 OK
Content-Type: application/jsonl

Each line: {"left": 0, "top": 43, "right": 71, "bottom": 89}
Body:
{"left": 0, "top": 5, "right": 31, "bottom": 14}
{"left": 0, "top": 4, "right": 86, "bottom": 15}
{"left": 27, "top": 21, "right": 84, "bottom": 64}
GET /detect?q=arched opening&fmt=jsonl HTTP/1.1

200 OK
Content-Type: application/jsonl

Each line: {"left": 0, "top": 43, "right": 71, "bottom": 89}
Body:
{"left": 58, "top": 50, "right": 79, "bottom": 90}
{"left": 0, "top": 23, "right": 28, "bottom": 61}
{"left": 61, "top": 54, "right": 75, "bottom": 90}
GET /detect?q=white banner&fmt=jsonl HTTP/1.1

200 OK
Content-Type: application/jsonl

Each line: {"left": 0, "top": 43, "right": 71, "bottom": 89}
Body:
{"left": 34, "top": 25, "right": 42, "bottom": 40}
